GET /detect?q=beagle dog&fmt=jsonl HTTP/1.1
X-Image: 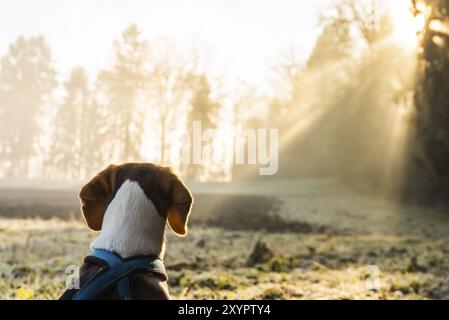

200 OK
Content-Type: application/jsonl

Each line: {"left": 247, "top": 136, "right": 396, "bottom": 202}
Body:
{"left": 60, "top": 163, "right": 193, "bottom": 300}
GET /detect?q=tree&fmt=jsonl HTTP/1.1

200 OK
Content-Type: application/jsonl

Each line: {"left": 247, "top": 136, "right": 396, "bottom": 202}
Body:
{"left": 331, "top": 0, "right": 394, "bottom": 48}
{"left": 49, "top": 67, "right": 102, "bottom": 179}
{"left": 270, "top": 11, "right": 355, "bottom": 178}
{"left": 230, "top": 84, "right": 265, "bottom": 181}
{"left": 98, "top": 24, "right": 149, "bottom": 162}
{"left": 271, "top": 46, "right": 304, "bottom": 112}
{"left": 146, "top": 40, "right": 196, "bottom": 164}
{"left": 271, "top": 0, "right": 415, "bottom": 187}
{"left": 0, "top": 35, "right": 56, "bottom": 177}
{"left": 185, "top": 73, "right": 220, "bottom": 181}
{"left": 408, "top": 0, "right": 449, "bottom": 203}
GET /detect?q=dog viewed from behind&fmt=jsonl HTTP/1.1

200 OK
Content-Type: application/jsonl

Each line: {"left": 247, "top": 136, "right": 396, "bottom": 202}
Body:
{"left": 60, "top": 163, "right": 194, "bottom": 300}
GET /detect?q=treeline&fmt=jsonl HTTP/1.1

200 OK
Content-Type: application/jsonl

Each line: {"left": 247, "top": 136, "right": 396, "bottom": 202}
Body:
{"left": 0, "top": 25, "right": 230, "bottom": 181}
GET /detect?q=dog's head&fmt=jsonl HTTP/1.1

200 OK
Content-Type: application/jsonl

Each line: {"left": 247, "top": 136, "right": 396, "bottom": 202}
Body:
{"left": 78, "top": 163, "right": 194, "bottom": 236}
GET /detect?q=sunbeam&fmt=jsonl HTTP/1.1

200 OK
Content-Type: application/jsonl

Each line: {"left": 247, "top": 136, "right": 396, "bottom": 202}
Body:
{"left": 388, "top": 0, "right": 427, "bottom": 48}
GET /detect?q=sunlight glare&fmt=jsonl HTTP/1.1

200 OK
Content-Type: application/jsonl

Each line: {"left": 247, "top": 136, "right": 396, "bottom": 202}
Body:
{"left": 388, "top": 0, "right": 426, "bottom": 48}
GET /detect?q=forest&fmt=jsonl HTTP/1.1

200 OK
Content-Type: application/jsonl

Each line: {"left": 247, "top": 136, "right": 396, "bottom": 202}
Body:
{"left": 0, "top": 0, "right": 448, "bottom": 206}
{"left": 1, "top": 0, "right": 449, "bottom": 300}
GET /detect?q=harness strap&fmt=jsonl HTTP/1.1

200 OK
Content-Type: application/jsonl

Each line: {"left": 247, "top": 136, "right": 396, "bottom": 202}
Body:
{"left": 89, "top": 249, "right": 130, "bottom": 299}
{"left": 90, "top": 249, "right": 122, "bottom": 267}
{"left": 73, "top": 249, "right": 167, "bottom": 300}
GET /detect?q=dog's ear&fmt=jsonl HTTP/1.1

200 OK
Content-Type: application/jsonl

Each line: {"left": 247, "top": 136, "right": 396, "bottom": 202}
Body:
{"left": 79, "top": 164, "right": 119, "bottom": 231}
{"left": 166, "top": 173, "right": 194, "bottom": 237}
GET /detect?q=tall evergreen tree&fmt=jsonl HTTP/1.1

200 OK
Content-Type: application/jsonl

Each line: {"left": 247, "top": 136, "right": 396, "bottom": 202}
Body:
{"left": 98, "top": 24, "right": 148, "bottom": 162}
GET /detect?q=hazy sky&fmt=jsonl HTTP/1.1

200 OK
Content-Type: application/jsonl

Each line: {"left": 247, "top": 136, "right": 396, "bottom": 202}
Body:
{"left": 0, "top": 0, "right": 329, "bottom": 89}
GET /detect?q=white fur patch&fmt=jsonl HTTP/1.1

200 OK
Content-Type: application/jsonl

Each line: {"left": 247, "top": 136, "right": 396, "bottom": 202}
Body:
{"left": 91, "top": 180, "right": 166, "bottom": 258}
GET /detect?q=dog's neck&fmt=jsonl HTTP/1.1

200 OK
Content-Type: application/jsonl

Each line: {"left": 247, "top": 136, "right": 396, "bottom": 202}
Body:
{"left": 91, "top": 180, "right": 166, "bottom": 259}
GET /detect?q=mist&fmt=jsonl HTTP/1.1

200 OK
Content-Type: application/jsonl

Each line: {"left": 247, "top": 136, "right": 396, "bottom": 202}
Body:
{"left": 2, "top": 0, "right": 449, "bottom": 301}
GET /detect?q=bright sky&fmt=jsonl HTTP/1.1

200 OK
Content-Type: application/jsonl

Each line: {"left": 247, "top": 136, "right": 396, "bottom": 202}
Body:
{"left": 0, "top": 0, "right": 329, "bottom": 90}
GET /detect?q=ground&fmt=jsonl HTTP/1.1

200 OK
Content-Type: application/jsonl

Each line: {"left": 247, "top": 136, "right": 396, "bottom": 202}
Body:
{"left": 0, "top": 178, "right": 448, "bottom": 300}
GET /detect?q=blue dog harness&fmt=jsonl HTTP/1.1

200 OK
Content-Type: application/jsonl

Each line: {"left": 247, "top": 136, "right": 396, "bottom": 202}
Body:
{"left": 73, "top": 249, "right": 167, "bottom": 300}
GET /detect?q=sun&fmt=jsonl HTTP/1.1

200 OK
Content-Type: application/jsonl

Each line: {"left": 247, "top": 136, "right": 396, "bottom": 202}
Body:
{"left": 387, "top": 0, "right": 427, "bottom": 48}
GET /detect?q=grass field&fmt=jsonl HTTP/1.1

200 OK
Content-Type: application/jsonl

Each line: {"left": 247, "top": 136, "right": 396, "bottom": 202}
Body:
{"left": 1, "top": 179, "right": 448, "bottom": 300}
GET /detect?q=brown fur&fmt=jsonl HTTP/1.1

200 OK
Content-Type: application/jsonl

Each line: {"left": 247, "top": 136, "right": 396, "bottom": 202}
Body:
{"left": 60, "top": 257, "right": 170, "bottom": 300}
{"left": 79, "top": 163, "right": 193, "bottom": 235}
{"left": 61, "top": 163, "right": 193, "bottom": 300}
